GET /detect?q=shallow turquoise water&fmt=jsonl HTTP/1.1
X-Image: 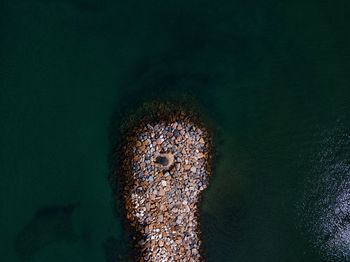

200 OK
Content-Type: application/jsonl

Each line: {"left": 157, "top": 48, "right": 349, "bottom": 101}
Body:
{"left": 1, "top": 0, "right": 350, "bottom": 261}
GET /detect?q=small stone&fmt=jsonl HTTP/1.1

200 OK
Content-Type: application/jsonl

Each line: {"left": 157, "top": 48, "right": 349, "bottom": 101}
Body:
{"left": 173, "top": 130, "right": 180, "bottom": 137}
{"left": 198, "top": 153, "right": 205, "bottom": 158}
{"left": 161, "top": 180, "right": 167, "bottom": 187}
{"left": 184, "top": 165, "right": 191, "bottom": 171}
{"left": 159, "top": 188, "right": 165, "bottom": 196}
{"left": 190, "top": 167, "right": 197, "bottom": 173}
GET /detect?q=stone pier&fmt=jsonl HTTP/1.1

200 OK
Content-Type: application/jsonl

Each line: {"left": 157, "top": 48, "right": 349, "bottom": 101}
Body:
{"left": 121, "top": 110, "right": 212, "bottom": 261}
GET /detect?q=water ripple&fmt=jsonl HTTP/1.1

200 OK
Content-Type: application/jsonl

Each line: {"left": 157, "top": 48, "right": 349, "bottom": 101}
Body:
{"left": 300, "top": 125, "right": 350, "bottom": 261}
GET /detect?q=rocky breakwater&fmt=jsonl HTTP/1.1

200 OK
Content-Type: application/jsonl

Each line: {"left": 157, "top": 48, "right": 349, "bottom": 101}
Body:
{"left": 121, "top": 111, "right": 212, "bottom": 261}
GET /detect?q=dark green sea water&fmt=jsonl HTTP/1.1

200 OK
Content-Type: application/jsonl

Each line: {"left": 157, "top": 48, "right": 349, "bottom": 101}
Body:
{"left": 1, "top": 0, "right": 350, "bottom": 261}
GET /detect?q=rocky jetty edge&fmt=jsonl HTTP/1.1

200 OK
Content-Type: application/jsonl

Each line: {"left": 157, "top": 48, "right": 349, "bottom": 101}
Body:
{"left": 119, "top": 103, "right": 213, "bottom": 262}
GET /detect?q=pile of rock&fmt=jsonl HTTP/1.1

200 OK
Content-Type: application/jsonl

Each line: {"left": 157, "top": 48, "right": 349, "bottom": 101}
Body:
{"left": 121, "top": 112, "right": 212, "bottom": 261}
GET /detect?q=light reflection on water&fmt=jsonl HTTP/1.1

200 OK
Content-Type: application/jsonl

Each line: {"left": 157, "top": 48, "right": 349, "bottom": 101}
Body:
{"left": 301, "top": 126, "right": 350, "bottom": 261}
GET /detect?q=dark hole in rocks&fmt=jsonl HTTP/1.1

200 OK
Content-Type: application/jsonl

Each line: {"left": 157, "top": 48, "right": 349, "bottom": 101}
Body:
{"left": 155, "top": 156, "right": 169, "bottom": 166}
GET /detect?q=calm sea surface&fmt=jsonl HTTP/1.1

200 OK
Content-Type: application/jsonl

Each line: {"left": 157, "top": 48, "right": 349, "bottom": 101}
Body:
{"left": 1, "top": 0, "right": 350, "bottom": 261}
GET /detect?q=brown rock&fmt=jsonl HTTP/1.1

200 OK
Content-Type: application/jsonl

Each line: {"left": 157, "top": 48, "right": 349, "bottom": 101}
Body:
{"left": 198, "top": 153, "right": 205, "bottom": 159}
{"left": 158, "top": 188, "right": 165, "bottom": 196}
{"left": 184, "top": 165, "right": 191, "bottom": 171}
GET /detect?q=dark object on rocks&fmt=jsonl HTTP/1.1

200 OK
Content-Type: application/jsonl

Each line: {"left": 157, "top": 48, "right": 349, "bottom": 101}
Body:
{"left": 155, "top": 156, "right": 169, "bottom": 166}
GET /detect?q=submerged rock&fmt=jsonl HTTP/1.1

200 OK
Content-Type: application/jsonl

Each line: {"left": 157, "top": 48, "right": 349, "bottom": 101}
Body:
{"left": 104, "top": 236, "right": 133, "bottom": 262}
{"left": 14, "top": 203, "right": 79, "bottom": 261}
